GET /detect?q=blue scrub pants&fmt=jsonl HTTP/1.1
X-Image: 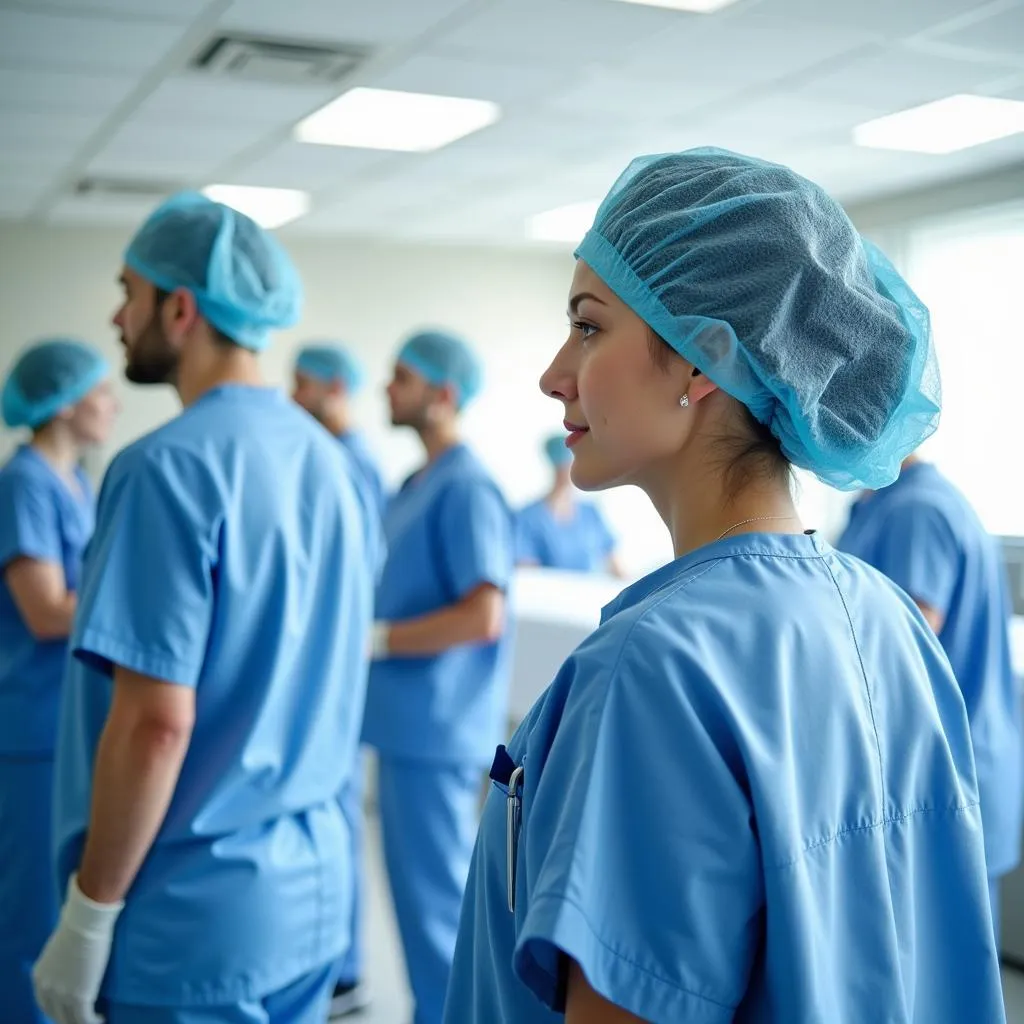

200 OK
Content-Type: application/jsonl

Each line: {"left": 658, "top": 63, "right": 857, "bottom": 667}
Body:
{"left": 0, "top": 756, "right": 58, "bottom": 1024}
{"left": 378, "top": 758, "right": 482, "bottom": 1024}
{"left": 103, "top": 964, "right": 333, "bottom": 1024}
{"left": 333, "top": 751, "right": 365, "bottom": 986}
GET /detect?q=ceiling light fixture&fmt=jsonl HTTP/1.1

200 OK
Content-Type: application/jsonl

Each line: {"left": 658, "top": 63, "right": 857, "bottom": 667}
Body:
{"left": 295, "top": 87, "right": 500, "bottom": 152}
{"left": 853, "top": 94, "right": 1024, "bottom": 154}
{"left": 202, "top": 184, "right": 311, "bottom": 228}
{"left": 526, "top": 201, "right": 601, "bottom": 244}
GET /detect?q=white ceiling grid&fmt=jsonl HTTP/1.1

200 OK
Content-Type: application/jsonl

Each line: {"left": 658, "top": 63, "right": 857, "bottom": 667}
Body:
{"left": 0, "top": 0, "right": 1019, "bottom": 244}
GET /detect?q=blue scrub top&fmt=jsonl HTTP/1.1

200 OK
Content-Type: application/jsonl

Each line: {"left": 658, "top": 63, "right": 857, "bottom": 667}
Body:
{"left": 362, "top": 444, "right": 514, "bottom": 766}
{"left": 838, "top": 462, "right": 1022, "bottom": 877}
{"left": 337, "top": 429, "right": 387, "bottom": 523}
{"left": 445, "top": 533, "right": 1003, "bottom": 1023}
{"left": 0, "top": 446, "right": 94, "bottom": 756}
{"left": 515, "top": 499, "right": 615, "bottom": 573}
{"left": 53, "top": 385, "right": 377, "bottom": 1007}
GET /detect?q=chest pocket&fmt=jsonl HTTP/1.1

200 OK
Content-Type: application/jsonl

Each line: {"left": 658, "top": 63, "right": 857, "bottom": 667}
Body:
{"left": 489, "top": 744, "right": 524, "bottom": 913}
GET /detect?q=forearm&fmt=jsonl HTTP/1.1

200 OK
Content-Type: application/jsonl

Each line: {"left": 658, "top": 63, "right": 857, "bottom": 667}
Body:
{"left": 33, "top": 593, "right": 77, "bottom": 638}
{"left": 77, "top": 716, "right": 191, "bottom": 904}
{"left": 385, "top": 588, "right": 504, "bottom": 656}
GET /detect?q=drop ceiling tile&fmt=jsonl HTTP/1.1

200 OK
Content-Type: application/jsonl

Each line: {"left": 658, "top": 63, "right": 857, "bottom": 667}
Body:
{"left": 0, "top": 190, "right": 44, "bottom": 218}
{"left": 227, "top": 142, "right": 401, "bottom": 191}
{"left": 612, "top": 8, "right": 879, "bottom": 93}
{"left": 0, "top": 68, "right": 139, "bottom": 115}
{"left": 797, "top": 45, "right": 1022, "bottom": 110}
{"left": 45, "top": 193, "right": 162, "bottom": 226}
{"left": 0, "top": 108, "right": 104, "bottom": 146}
{"left": 763, "top": 0, "right": 1001, "bottom": 38}
{"left": 15, "top": 0, "right": 215, "bottom": 22}
{"left": 220, "top": 0, "right": 472, "bottom": 47}
{"left": 0, "top": 9, "right": 188, "bottom": 73}
{"left": 434, "top": 0, "right": 702, "bottom": 63}
{"left": 86, "top": 120, "right": 267, "bottom": 180}
{"left": 927, "top": 3, "right": 1024, "bottom": 63}
{"left": 371, "top": 52, "right": 573, "bottom": 108}
{"left": 135, "top": 75, "right": 336, "bottom": 128}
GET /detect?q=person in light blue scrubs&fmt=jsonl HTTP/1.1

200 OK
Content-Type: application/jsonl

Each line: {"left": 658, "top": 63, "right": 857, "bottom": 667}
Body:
{"left": 444, "top": 150, "right": 1004, "bottom": 1023}
{"left": 292, "top": 341, "right": 384, "bottom": 1020}
{"left": 293, "top": 342, "right": 387, "bottom": 523}
{"left": 516, "top": 434, "right": 622, "bottom": 575}
{"left": 31, "top": 193, "right": 378, "bottom": 1024}
{"left": 363, "top": 330, "right": 514, "bottom": 1024}
{"left": 0, "top": 338, "right": 116, "bottom": 1024}
{"left": 838, "top": 457, "right": 1022, "bottom": 938}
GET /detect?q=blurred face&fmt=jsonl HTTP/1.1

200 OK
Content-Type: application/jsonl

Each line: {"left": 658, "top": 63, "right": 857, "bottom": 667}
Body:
{"left": 65, "top": 379, "right": 118, "bottom": 445}
{"left": 539, "top": 260, "right": 701, "bottom": 491}
{"left": 111, "top": 267, "right": 179, "bottom": 385}
{"left": 386, "top": 361, "right": 436, "bottom": 429}
{"left": 292, "top": 371, "right": 335, "bottom": 421}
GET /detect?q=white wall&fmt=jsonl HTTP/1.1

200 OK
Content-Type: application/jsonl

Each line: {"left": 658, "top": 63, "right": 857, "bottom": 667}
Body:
{"left": 0, "top": 223, "right": 674, "bottom": 573}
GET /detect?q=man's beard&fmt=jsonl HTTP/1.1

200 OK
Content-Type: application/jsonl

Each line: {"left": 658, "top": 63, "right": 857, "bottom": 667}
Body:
{"left": 124, "top": 315, "right": 179, "bottom": 386}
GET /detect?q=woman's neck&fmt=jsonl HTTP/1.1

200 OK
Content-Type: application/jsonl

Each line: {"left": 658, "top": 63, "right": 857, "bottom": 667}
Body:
{"left": 31, "top": 425, "right": 82, "bottom": 480}
{"left": 644, "top": 455, "right": 802, "bottom": 559}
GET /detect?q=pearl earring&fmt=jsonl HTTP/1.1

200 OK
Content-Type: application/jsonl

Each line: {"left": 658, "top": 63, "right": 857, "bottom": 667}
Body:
{"left": 679, "top": 395, "right": 689, "bottom": 408}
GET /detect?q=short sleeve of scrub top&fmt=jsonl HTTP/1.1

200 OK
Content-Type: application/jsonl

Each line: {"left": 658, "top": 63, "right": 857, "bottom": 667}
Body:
{"left": 438, "top": 481, "right": 513, "bottom": 598}
{"left": 869, "top": 501, "right": 960, "bottom": 618}
{"left": 516, "top": 617, "right": 762, "bottom": 1021}
{"left": 0, "top": 470, "right": 65, "bottom": 569}
{"left": 72, "top": 451, "right": 216, "bottom": 686}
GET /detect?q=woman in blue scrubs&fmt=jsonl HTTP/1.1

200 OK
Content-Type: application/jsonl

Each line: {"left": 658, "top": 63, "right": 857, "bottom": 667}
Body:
{"left": 516, "top": 435, "right": 623, "bottom": 576}
{"left": 838, "top": 457, "right": 1022, "bottom": 939}
{"left": 0, "top": 338, "right": 116, "bottom": 1024}
{"left": 444, "top": 150, "right": 1005, "bottom": 1023}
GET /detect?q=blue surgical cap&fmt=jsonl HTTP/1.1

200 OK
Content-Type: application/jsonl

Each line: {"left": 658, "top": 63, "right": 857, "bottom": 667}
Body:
{"left": 397, "top": 330, "right": 483, "bottom": 409}
{"left": 2, "top": 338, "right": 109, "bottom": 429}
{"left": 576, "top": 148, "right": 940, "bottom": 491}
{"left": 295, "top": 343, "right": 365, "bottom": 393}
{"left": 544, "top": 434, "right": 573, "bottom": 468}
{"left": 124, "top": 191, "right": 302, "bottom": 352}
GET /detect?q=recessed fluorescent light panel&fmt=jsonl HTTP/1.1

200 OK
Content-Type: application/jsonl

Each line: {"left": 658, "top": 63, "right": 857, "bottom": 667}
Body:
{"left": 853, "top": 94, "right": 1024, "bottom": 155}
{"left": 295, "top": 87, "right": 500, "bottom": 152}
{"left": 202, "top": 185, "right": 310, "bottom": 229}
{"left": 527, "top": 201, "right": 601, "bottom": 244}
{"left": 611, "top": 0, "right": 740, "bottom": 11}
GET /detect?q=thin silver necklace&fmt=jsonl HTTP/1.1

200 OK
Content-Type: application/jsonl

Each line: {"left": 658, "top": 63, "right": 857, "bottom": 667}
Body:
{"left": 716, "top": 515, "right": 800, "bottom": 542}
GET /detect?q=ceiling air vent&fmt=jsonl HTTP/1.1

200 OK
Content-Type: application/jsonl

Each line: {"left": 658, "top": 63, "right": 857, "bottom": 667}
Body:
{"left": 190, "top": 33, "right": 368, "bottom": 86}
{"left": 74, "top": 177, "right": 183, "bottom": 200}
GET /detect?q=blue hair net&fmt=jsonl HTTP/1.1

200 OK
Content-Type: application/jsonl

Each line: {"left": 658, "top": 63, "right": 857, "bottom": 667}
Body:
{"left": 2, "top": 338, "right": 109, "bottom": 429}
{"left": 397, "top": 330, "right": 483, "bottom": 409}
{"left": 295, "top": 343, "right": 365, "bottom": 393}
{"left": 576, "top": 148, "right": 940, "bottom": 491}
{"left": 544, "top": 433, "right": 573, "bottom": 468}
{"left": 124, "top": 191, "right": 302, "bottom": 352}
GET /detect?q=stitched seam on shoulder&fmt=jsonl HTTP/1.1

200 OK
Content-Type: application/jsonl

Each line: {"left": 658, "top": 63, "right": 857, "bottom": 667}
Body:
{"left": 774, "top": 800, "right": 980, "bottom": 869}
{"left": 529, "top": 891, "right": 737, "bottom": 1012}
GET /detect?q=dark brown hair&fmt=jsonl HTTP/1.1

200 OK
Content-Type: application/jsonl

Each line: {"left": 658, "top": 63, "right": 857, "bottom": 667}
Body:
{"left": 647, "top": 329, "right": 790, "bottom": 497}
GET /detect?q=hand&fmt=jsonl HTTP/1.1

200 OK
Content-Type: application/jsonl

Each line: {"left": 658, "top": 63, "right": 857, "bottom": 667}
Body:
{"left": 33, "top": 875, "right": 123, "bottom": 1024}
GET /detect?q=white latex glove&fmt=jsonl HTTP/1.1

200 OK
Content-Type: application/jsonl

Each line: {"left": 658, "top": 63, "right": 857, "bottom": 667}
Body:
{"left": 33, "top": 874, "right": 123, "bottom": 1024}
{"left": 369, "top": 621, "right": 391, "bottom": 660}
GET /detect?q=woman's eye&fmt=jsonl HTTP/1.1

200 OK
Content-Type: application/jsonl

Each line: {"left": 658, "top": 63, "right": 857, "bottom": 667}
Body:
{"left": 572, "top": 320, "right": 597, "bottom": 340}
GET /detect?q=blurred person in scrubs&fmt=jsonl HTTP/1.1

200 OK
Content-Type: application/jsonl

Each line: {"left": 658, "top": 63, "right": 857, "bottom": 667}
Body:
{"left": 31, "top": 192, "right": 377, "bottom": 1024}
{"left": 516, "top": 434, "right": 624, "bottom": 576}
{"left": 443, "top": 150, "right": 1005, "bottom": 1023}
{"left": 293, "top": 342, "right": 387, "bottom": 522}
{"left": 0, "top": 338, "right": 116, "bottom": 1024}
{"left": 291, "top": 341, "right": 383, "bottom": 1019}
{"left": 363, "top": 329, "right": 514, "bottom": 1024}
{"left": 838, "top": 455, "right": 1022, "bottom": 937}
